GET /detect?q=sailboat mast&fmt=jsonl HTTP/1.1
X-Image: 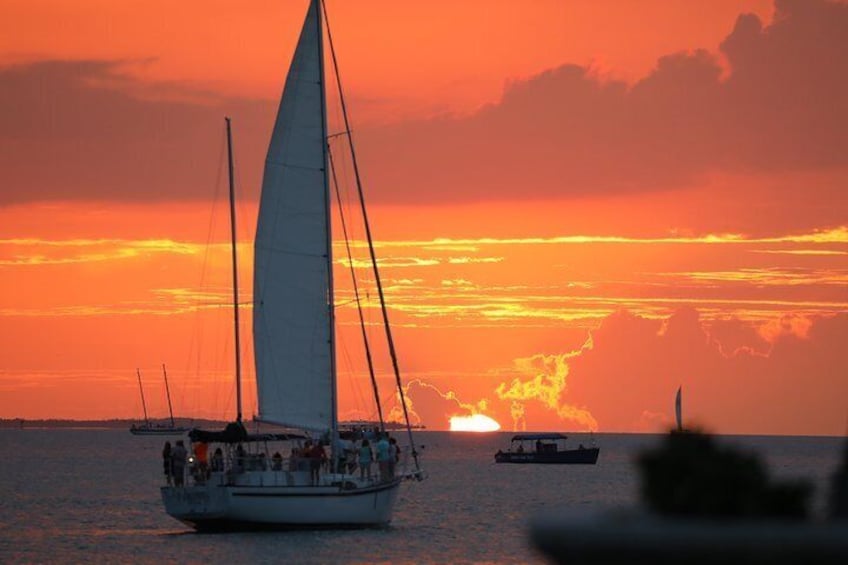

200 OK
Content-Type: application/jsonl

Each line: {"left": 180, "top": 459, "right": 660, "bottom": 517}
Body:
{"left": 316, "top": 0, "right": 338, "bottom": 436}
{"left": 225, "top": 116, "right": 244, "bottom": 424}
{"left": 162, "top": 363, "right": 176, "bottom": 427}
{"left": 675, "top": 386, "right": 682, "bottom": 432}
{"left": 322, "top": 0, "right": 419, "bottom": 468}
{"left": 136, "top": 368, "right": 150, "bottom": 426}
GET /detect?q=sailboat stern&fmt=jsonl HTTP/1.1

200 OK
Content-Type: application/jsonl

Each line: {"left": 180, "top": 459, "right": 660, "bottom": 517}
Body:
{"left": 161, "top": 485, "right": 230, "bottom": 526}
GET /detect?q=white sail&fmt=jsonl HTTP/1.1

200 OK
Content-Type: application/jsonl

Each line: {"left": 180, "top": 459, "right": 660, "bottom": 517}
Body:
{"left": 253, "top": 0, "right": 333, "bottom": 431}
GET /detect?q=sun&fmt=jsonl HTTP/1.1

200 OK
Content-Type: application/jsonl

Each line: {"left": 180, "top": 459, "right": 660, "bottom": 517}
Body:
{"left": 449, "top": 414, "right": 501, "bottom": 432}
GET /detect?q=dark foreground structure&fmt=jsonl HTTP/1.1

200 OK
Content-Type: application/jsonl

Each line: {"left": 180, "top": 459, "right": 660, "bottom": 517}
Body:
{"left": 531, "top": 430, "right": 848, "bottom": 564}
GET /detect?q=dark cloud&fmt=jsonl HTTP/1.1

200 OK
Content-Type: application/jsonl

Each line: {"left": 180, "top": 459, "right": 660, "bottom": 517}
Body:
{"left": 717, "top": 0, "right": 848, "bottom": 170}
{"left": 1, "top": 0, "right": 845, "bottom": 207}
{"left": 359, "top": 0, "right": 848, "bottom": 204}
{"left": 0, "top": 60, "right": 273, "bottom": 205}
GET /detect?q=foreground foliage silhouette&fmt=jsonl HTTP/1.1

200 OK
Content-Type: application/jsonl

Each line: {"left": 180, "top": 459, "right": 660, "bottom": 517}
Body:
{"left": 638, "top": 430, "right": 813, "bottom": 519}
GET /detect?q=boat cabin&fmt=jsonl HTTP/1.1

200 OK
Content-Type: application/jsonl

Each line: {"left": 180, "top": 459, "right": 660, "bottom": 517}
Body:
{"left": 495, "top": 432, "right": 599, "bottom": 464}
{"left": 508, "top": 433, "right": 573, "bottom": 453}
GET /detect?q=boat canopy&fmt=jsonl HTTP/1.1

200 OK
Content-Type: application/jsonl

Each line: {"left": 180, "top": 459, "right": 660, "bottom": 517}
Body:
{"left": 511, "top": 433, "right": 568, "bottom": 441}
{"left": 188, "top": 422, "right": 305, "bottom": 444}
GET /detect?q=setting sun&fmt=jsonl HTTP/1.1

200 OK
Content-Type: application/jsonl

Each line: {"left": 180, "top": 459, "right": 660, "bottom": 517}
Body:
{"left": 449, "top": 414, "right": 502, "bottom": 432}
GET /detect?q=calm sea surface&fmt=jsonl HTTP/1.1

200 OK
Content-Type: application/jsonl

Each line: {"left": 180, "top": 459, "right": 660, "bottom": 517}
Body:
{"left": 0, "top": 430, "right": 842, "bottom": 564}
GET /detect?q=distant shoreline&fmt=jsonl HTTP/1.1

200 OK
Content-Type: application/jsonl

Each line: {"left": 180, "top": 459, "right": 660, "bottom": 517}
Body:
{"left": 0, "top": 418, "right": 224, "bottom": 430}
{"left": 0, "top": 420, "right": 837, "bottom": 437}
{"left": 0, "top": 418, "right": 427, "bottom": 431}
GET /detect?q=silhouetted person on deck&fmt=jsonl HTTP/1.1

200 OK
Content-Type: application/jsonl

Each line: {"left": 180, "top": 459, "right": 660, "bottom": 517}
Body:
{"left": 210, "top": 447, "right": 224, "bottom": 472}
{"left": 193, "top": 441, "right": 209, "bottom": 481}
{"left": 170, "top": 440, "right": 187, "bottom": 486}
{"left": 309, "top": 441, "right": 326, "bottom": 484}
{"left": 358, "top": 439, "right": 373, "bottom": 480}
{"left": 376, "top": 434, "right": 391, "bottom": 482}
{"left": 388, "top": 437, "right": 399, "bottom": 478}
{"left": 162, "top": 441, "right": 172, "bottom": 485}
{"left": 235, "top": 444, "right": 246, "bottom": 472}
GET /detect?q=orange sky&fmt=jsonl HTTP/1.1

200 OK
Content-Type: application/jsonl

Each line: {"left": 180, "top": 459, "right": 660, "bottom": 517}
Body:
{"left": 1, "top": 0, "right": 846, "bottom": 435}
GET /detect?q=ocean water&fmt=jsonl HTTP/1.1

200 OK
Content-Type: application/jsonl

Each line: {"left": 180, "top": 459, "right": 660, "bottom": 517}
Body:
{"left": 0, "top": 430, "right": 842, "bottom": 564}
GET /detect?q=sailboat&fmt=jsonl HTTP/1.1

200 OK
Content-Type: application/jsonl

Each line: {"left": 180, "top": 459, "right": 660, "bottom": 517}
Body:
{"left": 161, "top": 0, "right": 423, "bottom": 529}
{"left": 130, "top": 365, "right": 188, "bottom": 436}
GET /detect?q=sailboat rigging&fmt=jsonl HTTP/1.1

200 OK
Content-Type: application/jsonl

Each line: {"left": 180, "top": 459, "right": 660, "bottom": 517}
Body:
{"left": 160, "top": 0, "right": 424, "bottom": 529}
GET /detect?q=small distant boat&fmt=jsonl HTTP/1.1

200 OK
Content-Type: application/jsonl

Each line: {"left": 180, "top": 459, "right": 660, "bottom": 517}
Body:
{"left": 341, "top": 420, "right": 427, "bottom": 431}
{"left": 495, "top": 433, "right": 600, "bottom": 464}
{"left": 130, "top": 365, "right": 188, "bottom": 436}
{"left": 130, "top": 422, "right": 188, "bottom": 436}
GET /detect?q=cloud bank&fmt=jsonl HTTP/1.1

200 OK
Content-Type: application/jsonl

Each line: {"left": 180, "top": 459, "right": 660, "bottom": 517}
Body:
{"left": 1, "top": 0, "right": 846, "bottom": 208}
{"left": 361, "top": 0, "right": 848, "bottom": 203}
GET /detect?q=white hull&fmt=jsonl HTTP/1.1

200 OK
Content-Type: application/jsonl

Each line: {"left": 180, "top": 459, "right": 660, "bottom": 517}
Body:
{"left": 161, "top": 471, "right": 402, "bottom": 530}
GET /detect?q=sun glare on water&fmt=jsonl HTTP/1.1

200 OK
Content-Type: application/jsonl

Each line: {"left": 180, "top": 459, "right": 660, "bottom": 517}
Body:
{"left": 449, "top": 414, "right": 501, "bottom": 432}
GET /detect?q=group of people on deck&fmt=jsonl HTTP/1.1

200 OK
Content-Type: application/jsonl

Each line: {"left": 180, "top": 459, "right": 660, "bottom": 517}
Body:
{"left": 289, "top": 440, "right": 328, "bottom": 484}
{"left": 355, "top": 433, "right": 399, "bottom": 482}
{"left": 163, "top": 439, "right": 213, "bottom": 486}
{"left": 162, "top": 431, "right": 401, "bottom": 487}
{"left": 300, "top": 431, "right": 400, "bottom": 483}
{"left": 162, "top": 440, "right": 188, "bottom": 486}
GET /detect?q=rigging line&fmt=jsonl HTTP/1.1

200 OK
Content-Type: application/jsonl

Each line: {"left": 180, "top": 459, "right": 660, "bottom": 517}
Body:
{"left": 336, "top": 321, "right": 371, "bottom": 420}
{"left": 136, "top": 368, "right": 150, "bottom": 425}
{"left": 335, "top": 327, "right": 359, "bottom": 411}
{"left": 162, "top": 363, "right": 175, "bottom": 427}
{"left": 329, "top": 142, "right": 385, "bottom": 428}
{"left": 187, "top": 123, "right": 229, "bottom": 404}
{"left": 322, "top": 0, "right": 421, "bottom": 471}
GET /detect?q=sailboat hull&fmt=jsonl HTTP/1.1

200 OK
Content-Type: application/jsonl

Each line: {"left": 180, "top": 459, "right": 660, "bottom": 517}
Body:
{"left": 161, "top": 475, "right": 403, "bottom": 530}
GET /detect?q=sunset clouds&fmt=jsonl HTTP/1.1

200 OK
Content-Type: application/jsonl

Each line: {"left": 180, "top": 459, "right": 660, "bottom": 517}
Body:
{"left": 0, "top": 1, "right": 845, "bottom": 433}
{"left": 3, "top": 1, "right": 845, "bottom": 210}
{"left": 360, "top": 0, "right": 848, "bottom": 205}
{"left": 397, "top": 309, "right": 847, "bottom": 436}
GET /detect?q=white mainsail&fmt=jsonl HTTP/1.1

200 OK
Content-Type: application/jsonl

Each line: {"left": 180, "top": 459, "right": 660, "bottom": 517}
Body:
{"left": 253, "top": 0, "right": 334, "bottom": 432}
